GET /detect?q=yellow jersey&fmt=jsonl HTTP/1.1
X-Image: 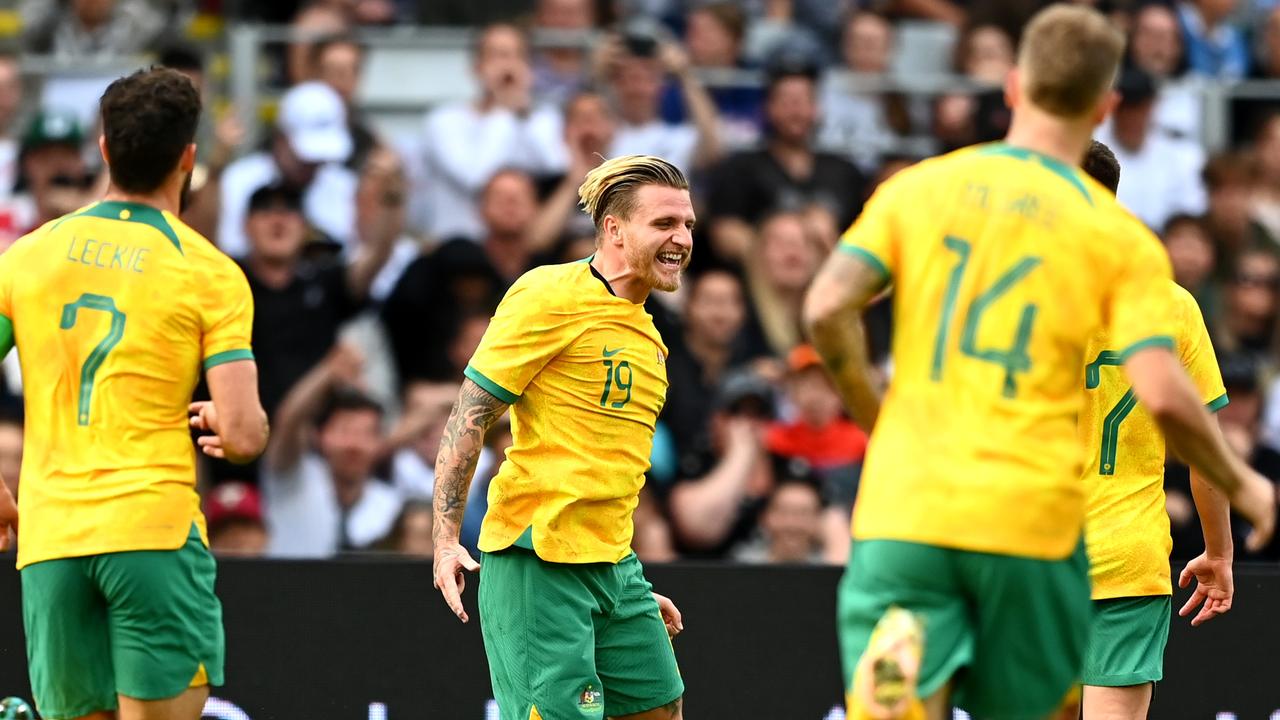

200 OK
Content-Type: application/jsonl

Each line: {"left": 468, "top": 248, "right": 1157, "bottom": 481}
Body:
{"left": 0, "top": 201, "right": 254, "bottom": 569}
{"left": 1081, "top": 280, "right": 1226, "bottom": 599}
{"left": 842, "top": 143, "right": 1176, "bottom": 560}
{"left": 467, "top": 260, "right": 668, "bottom": 564}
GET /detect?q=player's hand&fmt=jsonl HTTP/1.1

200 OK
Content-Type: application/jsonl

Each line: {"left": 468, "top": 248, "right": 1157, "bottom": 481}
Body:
{"left": 0, "top": 480, "right": 16, "bottom": 552}
{"left": 653, "top": 592, "right": 683, "bottom": 638}
{"left": 189, "top": 401, "right": 229, "bottom": 458}
{"left": 1178, "top": 552, "right": 1233, "bottom": 626}
{"left": 1231, "top": 470, "right": 1276, "bottom": 553}
{"left": 433, "top": 541, "right": 481, "bottom": 623}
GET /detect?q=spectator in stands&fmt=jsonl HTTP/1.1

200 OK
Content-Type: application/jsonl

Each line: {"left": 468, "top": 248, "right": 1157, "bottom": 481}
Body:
{"left": 353, "top": 145, "right": 416, "bottom": 305}
{"left": 1250, "top": 114, "right": 1280, "bottom": 246}
{"left": 206, "top": 482, "right": 270, "bottom": 557}
{"left": 0, "top": 55, "right": 22, "bottom": 212}
{"left": 0, "top": 411, "right": 21, "bottom": 500}
{"left": 528, "top": 91, "right": 615, "bottom": 255}
{"left": 1095, "top": 68, "right": 1207, "bottom": 231}
{"left": 160, "top": 45, "right": 249, "bottom": 240}
{"left": 933, "top": 23, "right": 1015, "bottom": 152}
{"left": 530, "top": 0, "right": 596, "bottom": 105}
{"left": 877, "top": 0, "right": 965, "bottom": 26}
{"left": 732, "top": 467, "right": 825, "bottom": 564}
{"left": 741, "top": 211, "right": 822, "bottom": 358}
{"left": 1178, "top": 0, "right": 1250, "bottom": 79}
{"left": 1128, "top": 3, "right": 1200, "bottom": 140}
{"left": 219, "top": 81, "right": 358, "bottom": 258}
{"left": 600, "top": 32, "right": 721, "bottom": 173}
{"left": 1255, "top": 6, "right": 1280, "bottom": 79}
{"left": 632, "top": 489, "right": 677, "bottom": 562}
{"left": 1202, "top": 152, "right": 1263, "bottom": 276}
{"left": 1164, "top": 213, "right": 1220, "bottom": 317}
{"left": 238, "top": 182, "right": 396, "bottom": 419}
{"left": 383, "top": 168, "right": 537, "bottom": 383}
{"left": 1214, "top": 248, "right": 1280, "bottom": 359}
{"left": 286, "top": 1, "right": 350, "bottom": 84}
{"left": 20, "top": 0, "right": 169, "bottom": 58}
{"left": 384, "top": 381, "right": 462, "bottom": 498}
{"left": 418, "top": 23, "right": 565, "bottom": 242}
{"left": 818, "top": 11, "right": 907, "bottom": 174}
{"left": 380, "top": 499, "right": 435, "bottom": 557}
{"left": 665, "top": 2, "right": 764, "bottom": 151}
{"left": 667, "top": 368, "right": 776, "bottom": 558}
{"left": 662, "top": 268, "right": 755, "bottom": 460}
{"left": 313, "top": 34, "right": 378, "bottom": 170}
{"left": 8, "top": 111, "right": 94, "bottom": 238}
{"left": 706, "top": 66, "right": 864, "bottom": 266}
{"left": 262, "top": 345, "right": 403, "bottom": 557}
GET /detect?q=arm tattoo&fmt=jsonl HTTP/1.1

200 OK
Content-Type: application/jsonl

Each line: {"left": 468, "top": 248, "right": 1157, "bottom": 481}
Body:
{"left": 433, "top": 379, "right": 509, "bottom": 545}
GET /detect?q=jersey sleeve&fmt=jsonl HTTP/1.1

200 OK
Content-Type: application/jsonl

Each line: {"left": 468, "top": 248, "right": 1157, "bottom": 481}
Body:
{"left": 1102, "top": 213, "right": 1178, "bottom": 360}
{"left": 200, "top": 255, "right": 255, "bottom": 370}
{"left": 836, "top": 169, "right": 904, "bottom": 285}
{"left": 0, "top": 244, "right": 15, "bottom": 357}
{"left": 1172, "top": 283, "right": 1228, "bottom": 411}
{"left": 465, "top": 272, "right": 572, "bottom": 404}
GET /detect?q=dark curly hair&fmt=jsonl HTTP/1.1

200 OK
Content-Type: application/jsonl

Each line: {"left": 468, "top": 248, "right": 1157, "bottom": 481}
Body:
{"left": 99, "top": 67, "right": 201, "bottom": 194}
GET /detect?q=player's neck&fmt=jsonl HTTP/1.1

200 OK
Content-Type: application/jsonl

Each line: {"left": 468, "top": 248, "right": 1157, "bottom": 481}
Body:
{"left": 1003, "top": 109, "right": 1093, "bottom": 170}
{"left": 590, "top": 252, "right": 649, "bottom": 304}
{"left": 101, "top": 183, "right": 181, "bottom": 217}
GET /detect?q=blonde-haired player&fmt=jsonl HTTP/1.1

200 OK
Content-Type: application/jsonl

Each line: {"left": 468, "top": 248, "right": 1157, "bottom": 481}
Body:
{"left": 1077, "top": 141, "right": 1239, "bottom": 719}
{"left": 804, "top": 5, "right": 1276, "bottom": 720}
{"left": 431, "top": 155, "right": 691, "bottom": 719}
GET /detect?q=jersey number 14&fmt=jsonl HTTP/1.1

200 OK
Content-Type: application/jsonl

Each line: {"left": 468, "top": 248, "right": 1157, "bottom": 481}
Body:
{"left": 930, "top": 236, "right": 1041, "bottom": 398}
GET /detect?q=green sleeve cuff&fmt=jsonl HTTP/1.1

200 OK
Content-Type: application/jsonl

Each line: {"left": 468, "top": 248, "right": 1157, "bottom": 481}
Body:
{"left": 0, "top": 314, "right": 12, "bottom": 359}
{"left": 204, "top": 348, "right": 254, "bottom": 370}
{"left": 1117, "top": 335, "right": 1175, "bottom": 363}
{"left": 464, "top": 365, "right": 519, "bottom": 404}
{"left": 1206, "top": 392, "right": 1229, "bottom": 413}
{"left": 838, "top": 244, "right": 891, "bottom": 285}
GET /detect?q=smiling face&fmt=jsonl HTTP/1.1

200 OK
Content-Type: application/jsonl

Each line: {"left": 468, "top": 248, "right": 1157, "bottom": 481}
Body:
{"left": 608, "top": 184, "right": 695, "bottom": 292}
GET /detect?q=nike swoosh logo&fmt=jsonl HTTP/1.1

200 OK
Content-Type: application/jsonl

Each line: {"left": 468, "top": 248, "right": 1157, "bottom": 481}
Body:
{"left": 603, "top": 346, "right": 625, "bottom": 357}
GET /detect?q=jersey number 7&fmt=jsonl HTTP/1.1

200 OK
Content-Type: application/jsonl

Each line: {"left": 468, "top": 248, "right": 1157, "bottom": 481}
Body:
{"left": 60, "top": 293, "right": 127, "bottom": 427}
{"left": 930, "top": 235, "right": 1041, "bottom": 398}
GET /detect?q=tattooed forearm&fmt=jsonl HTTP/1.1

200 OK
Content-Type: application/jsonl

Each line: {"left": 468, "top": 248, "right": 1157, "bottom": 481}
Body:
{"left": 804, "top": 251, "right": 887, "bottom": 431}
{"left": 433, "top": 379, "right": 509, "bottom": 545}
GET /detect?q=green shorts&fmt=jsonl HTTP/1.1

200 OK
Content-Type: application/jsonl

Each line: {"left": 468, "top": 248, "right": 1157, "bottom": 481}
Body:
{"left": 838, "top": 539, "right": 1092, "bottom": 720}
{"left": 1082, "top": 596, "right": 1170, "bottom": 687}
{"left": 478, "top": 546, "right": 683, "bottom": 720}
{"left": 21, "top": 524, "right": 224, "bottom": 720}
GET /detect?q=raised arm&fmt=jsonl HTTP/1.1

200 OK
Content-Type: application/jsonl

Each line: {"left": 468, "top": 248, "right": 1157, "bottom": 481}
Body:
{"left": 346, "top": 147, "right": 405, "bottom": 300}
{"left": 667, "top": 417, "right": 762, "bottom": 548}
{"left": 803, "top": 250, "right": 890, "bottom": 430}
{"left": 432, "top": 379, "right": 509, "bottom": 623}
{"left": 1125, "top": 349, "right": 1275, "bottom": 550}
{"left": 264, "top": 344, "right": 363, "bottom": 473}
{"left": 660, "top": 42, "right": 722, "bottom": 169}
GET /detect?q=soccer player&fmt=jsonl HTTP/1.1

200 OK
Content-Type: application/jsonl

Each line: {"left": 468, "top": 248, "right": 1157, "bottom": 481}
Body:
{"left": 803, "top": 6, "right": 1276, "bottom": 720}
{"left": 431, "top": 155, "right": 689, "bottom": 720}
{"left": 0, "top": 68, "right": 268, "bottom": 720}
{"left": 1077, "top": 141, "right": 1239, "bottom": 719}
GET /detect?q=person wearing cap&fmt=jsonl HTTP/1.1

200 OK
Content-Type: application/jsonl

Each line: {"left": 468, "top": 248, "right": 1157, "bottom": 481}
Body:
{"left": 705, "top": 64, "right": 865, "bottom": 266}
{"left": 416, "top": 23, "right": 567, "bottom": 242}
{"left": 217, "top": 80, "right": 358, "bottom": 258}
{"left": 237, "top": 161, "right": 400, "bottom": 421}
{"left": 666, "top": 366, "right": 777, "bottom": 559}
{"left": 8, "top": 109, "right": 94, "bottom": 237}
{"left": 205, "top": 482, "right": 269, "bottom": 557}
{"left": 1094, "top": 67, "right": 1207, "bottom": 231}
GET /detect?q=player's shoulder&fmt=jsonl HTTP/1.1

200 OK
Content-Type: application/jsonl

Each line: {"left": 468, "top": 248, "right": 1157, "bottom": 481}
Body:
{"left": 509, "top": 259, "right": 588, "bottom": 295}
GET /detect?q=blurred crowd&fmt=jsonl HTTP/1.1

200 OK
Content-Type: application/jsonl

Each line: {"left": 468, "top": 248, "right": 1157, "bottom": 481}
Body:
{"left": 2, "top": 0, "right": 1280, "bottom": 565}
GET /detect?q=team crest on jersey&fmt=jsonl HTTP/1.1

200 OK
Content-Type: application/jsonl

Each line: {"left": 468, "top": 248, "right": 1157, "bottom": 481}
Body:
{"left": 577, "top": 684, "right": 603, "bottom": 712}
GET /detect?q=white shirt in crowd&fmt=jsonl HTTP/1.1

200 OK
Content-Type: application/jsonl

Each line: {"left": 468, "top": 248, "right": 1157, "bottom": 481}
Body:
{"left": 217, "top": 152, "right": 358, "bottom": 258}
{"left": 419, "top": 102, "right": 566, "bottom": 241}
{"left": 391, "top": 446, "right": 495, "bottom": 502}
{"left": 610, "top": 120, "right": 697, "bottom": 176}
{"left": 1094, "top": 123, "right": 1207, "bottom": 232}
{"left": 263, "top": 453, "right": 403, "bottom": 558}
